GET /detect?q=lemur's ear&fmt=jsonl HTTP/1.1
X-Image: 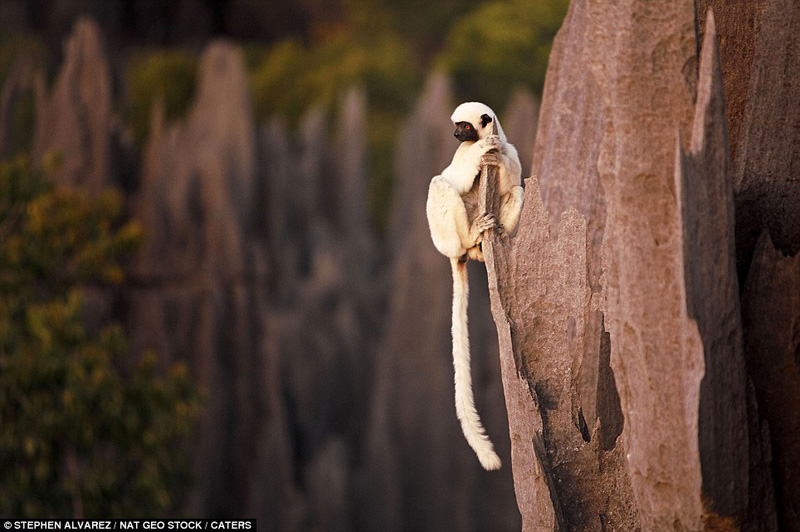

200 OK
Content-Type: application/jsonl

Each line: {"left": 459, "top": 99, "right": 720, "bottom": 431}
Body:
{"left": 480, "top": 114, "right": 493, "bottom": 128}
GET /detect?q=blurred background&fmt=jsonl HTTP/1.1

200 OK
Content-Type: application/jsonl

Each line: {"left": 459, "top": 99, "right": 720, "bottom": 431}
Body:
{"left": 0, "top": 0, "right": 566, "bottom": 527}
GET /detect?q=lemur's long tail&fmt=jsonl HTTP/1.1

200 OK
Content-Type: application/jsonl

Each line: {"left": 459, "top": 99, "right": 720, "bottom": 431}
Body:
{"left": 450, "top": 257, "right": 501, "bottom": 471}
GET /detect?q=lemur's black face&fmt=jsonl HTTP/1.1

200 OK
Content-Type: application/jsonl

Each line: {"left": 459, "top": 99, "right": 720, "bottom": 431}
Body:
{"left": 454, "top": 121, "right": 479, "bottom": 142}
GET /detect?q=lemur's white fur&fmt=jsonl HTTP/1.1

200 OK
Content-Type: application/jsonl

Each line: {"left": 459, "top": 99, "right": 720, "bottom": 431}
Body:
{"left": 426, "top": 102, "right": 524, "bottom": 470}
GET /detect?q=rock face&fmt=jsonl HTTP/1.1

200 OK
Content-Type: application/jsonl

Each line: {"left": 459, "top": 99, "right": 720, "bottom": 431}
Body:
{"left": 696, "top": 7, "right": 800, "bottom": 526}
{"left": 694, "top": 2, "right": 800, "bottom": 530}
{"left": 677, "top": 15, "right": 749, "bottom": 521}
{"left": 697, "top": 0, "right": 800, "bottom": 269}
{"left": 589, "top": 2, "right": 727, "bottom": 526}
{"left": 33, "top": 17, "right": 113, "bottom": 189}
{"left": 480, "top": 0, "right": 796, "bottom": 530}
{"left": 531, "top": 0, "right": 609, "bottom": 446}
{"left": 741, "top": 235, "right": 800, "bottom": 532}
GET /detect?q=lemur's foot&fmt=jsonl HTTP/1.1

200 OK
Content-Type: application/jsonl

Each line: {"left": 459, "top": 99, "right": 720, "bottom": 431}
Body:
{"left": 495, "top": 228, "right": 510, "bottom": 246}
{"left": 468, "top": 212, "right": 497, "bottom": 248}
{"left": 471, "top": 212, "right": 497, "bottom": 234}
{"left": 467, "top": 245, "right": 484, "bottom": 262}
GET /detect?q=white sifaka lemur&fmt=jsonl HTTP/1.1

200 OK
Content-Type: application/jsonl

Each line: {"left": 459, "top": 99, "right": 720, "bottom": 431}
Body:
{"left": 426, "top": 102, "right": 524, "bottom": 470}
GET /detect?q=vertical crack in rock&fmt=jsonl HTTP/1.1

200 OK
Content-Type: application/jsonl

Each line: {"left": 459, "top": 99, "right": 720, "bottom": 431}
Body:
{"left": 733, "top": 0, "right": 800, "bottom": 260}
{"left": 696, "top": 1, "right": 799, "bottom": 528}
{"left": 741, "top": 233, "right": 800, "bottom": 531}
{"left": 698, "top": 0, "right": 800, "bottom": 282}
{"left": 595, "top": 315, "right": 623, "bottom": 452}
{"left": 675, "top": 11, "right": 753, "bottom": 525}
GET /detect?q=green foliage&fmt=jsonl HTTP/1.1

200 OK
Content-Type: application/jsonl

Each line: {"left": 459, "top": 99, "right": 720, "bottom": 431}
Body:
{"left": 0, "top": 157, "right": 202, "bottom": 517}
{"left": 0, "top": 36, "right": 47, "bottom": 157}
{"left": 0, "top": 159, "right": 142, "bottom": 293}
{"left": 247, "top": 40, "right": 311, "bottom": 124}
{"left": 346, "top": 0, "right": 489, "bottom": 56}
{"left": 437, "top": 0, "right": 569, "bottom": 106}
{"left": 3, "top": 90, "right": 35, "bottom": 158}
{"left": 249, "top": 33, "right": 419, "bottom": 125}
{"left": 126, "top": 51, "right": 198, "bottom": 146}
{"left": 0, "top": 35, "right": 47, "bottom": 89}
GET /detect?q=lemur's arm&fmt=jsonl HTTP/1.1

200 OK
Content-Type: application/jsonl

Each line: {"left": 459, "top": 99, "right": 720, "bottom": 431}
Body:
{"left": 427, "top": 176, "right": 497, "bottom": 259}
{"left": 441, "top": 137, "right": 502, "bottom": 194}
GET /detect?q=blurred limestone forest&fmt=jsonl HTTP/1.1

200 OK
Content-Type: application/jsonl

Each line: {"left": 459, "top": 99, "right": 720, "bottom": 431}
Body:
{"left": 1, "top": 0, "right": 566, "bottom": 230}
{"left": 0, "top": 0, "right": 566, "bottom": 526}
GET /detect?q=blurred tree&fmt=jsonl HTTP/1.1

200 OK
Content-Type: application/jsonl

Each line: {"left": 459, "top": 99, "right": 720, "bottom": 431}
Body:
{"left": 348, "top": 0, "right": 488, "bottom": 59}
{"left": 126, "top": 50, "right": 198, "bottom": 146}
{"left": 0, "top": 36, "right": 48, "bottom": 159}
{"left": 437, "top": 0, "right": 569, "bottom": 106}
{"left": 0, "top": 157, "right": 202, "bottom": 517}
{"left": 248, "top": 34, "right": 417, "bottom": 125}
{"left": 0, "top": 35, "right": 47, "bottom": 88}
{"left": 224, "top": 0, "right": 313, "bottom": 42}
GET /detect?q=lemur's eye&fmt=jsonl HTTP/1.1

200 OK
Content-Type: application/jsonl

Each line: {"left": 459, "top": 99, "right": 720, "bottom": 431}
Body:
{"left": 465, "top": 124, "right": 471, "bottom": 129}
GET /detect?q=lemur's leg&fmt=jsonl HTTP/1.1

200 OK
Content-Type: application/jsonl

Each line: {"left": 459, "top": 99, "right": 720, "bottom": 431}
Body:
{"left": 427, "top": 176, "right": 470, "bottom": 258}
{"left": 499, "top": 186, "right": 524, "bottom": 235}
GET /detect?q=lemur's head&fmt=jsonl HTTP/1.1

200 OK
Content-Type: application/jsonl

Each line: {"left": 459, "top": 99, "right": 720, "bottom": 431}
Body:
{"left": 450, "top": 102, "right": 505, "bottom": 143}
